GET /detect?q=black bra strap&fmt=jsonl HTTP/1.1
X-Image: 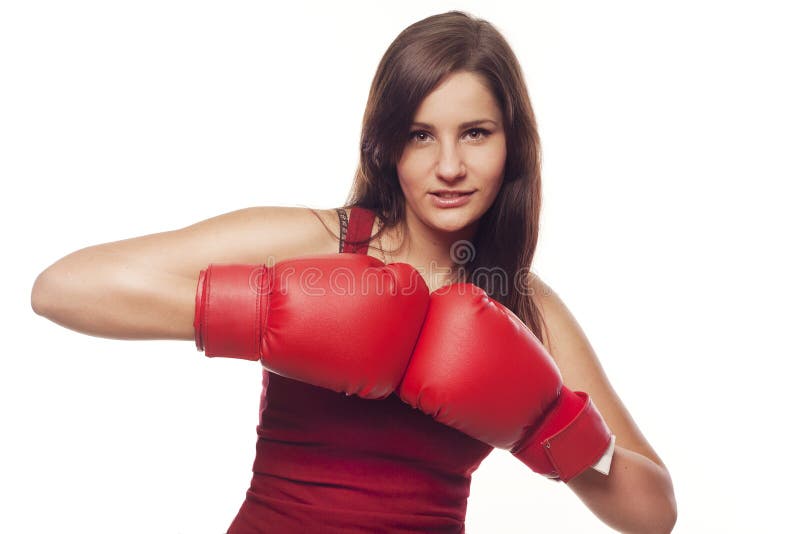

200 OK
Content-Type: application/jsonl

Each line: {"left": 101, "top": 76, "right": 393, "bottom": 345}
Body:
{"left": 335, "top": 208, "right": 349, "bottom": 253}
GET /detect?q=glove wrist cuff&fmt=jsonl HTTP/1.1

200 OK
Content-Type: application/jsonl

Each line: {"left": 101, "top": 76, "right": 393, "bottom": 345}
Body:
{"left": 512, "top": 387, "right": 613, "bottom": 483}
{"left": 195, "top": 264, "right": 267, "bottom": 361}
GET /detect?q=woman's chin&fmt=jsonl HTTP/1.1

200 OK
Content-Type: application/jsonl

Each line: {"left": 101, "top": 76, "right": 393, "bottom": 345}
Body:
{"left": 425, "top": 212, "right": 477, "bottom": 235}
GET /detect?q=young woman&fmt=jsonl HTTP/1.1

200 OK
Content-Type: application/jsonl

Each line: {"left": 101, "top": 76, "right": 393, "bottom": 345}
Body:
{"left": 31, "top": 10, "right": 676, "bottom": 533}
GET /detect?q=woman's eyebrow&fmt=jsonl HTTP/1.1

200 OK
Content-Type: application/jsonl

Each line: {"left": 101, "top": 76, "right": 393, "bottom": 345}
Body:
{"left": 411, "top": 119, "right": 498, "bottom": 129}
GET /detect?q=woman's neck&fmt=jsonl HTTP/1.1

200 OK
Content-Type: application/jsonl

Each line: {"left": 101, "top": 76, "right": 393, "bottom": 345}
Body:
{"left": 379, "top": 213, "right": 477, "bottom": 290}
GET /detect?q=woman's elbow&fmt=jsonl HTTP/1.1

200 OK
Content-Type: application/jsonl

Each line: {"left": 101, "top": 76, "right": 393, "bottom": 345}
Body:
{"left": 662, "top": 492, "right": 678, "bottom": 534}
{"left": 31, "top": 270, "right": 57, "bottom": 317}
{"left": 648, "top": 500, "right": 678, "bottom": 534}
{"left": 649, "top": 473, "right": 678, "bottom": 534}
{"left": 31, "top": 250, "right": 78, "bottom": 317}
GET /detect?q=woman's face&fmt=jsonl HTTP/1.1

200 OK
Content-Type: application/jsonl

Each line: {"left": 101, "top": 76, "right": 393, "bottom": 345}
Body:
{"left": 396, "top": 70, "right": 507, "bottom": 236}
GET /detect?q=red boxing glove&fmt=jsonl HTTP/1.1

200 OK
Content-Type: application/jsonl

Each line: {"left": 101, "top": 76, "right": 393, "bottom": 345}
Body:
{"left": 194, "top": 253, "right": 430, "bottom": 399}
{"left": 397, "top": 283, "right": 613, "bottom": 482}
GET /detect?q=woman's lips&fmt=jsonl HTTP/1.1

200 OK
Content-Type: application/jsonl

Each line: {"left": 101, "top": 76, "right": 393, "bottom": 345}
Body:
{"left": 429, "top": 191, "right": 474, "bottom": 208}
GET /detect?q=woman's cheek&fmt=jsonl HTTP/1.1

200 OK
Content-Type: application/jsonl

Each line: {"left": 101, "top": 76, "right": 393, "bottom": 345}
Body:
{"left": 397, "top": 162, "right": 428, "bottom": 198}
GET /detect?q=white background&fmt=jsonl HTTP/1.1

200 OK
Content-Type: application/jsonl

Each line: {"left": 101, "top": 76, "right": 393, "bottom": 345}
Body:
{"left": 2, "top": 1, "right": 798, "bottom": 532}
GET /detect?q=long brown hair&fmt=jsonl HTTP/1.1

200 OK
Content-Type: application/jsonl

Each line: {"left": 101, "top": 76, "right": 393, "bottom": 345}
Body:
{"left": 322, "top": 10, "right": 548, "bottom": 342}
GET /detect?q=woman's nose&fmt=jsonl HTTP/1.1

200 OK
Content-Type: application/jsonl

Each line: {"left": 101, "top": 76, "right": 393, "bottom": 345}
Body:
{"left": 435, "top": 143, "right": 466, "bottom": 180}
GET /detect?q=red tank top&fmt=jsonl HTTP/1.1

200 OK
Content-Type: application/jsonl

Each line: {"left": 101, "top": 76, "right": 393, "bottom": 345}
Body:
{"left": 226, "top": 206, "right": 493, "bottom": 533}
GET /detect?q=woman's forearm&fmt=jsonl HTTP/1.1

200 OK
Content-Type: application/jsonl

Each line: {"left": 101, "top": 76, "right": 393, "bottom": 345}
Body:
{"left": 31, "top": 246, "right": 196, "bottom": 341}
{"left": 566, "top": 445, "right": 677, "bottom": 533}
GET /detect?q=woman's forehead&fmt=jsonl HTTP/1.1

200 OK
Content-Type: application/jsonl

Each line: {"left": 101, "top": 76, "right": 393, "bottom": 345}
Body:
{"left": 412, "top": 73, "right": 502, "bottom": 126}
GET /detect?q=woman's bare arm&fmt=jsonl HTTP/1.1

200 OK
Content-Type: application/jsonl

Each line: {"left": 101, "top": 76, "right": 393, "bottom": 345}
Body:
{"left": 30, "top": 205, "right": 341, "bottom": 341}
{"left": 531, "top": 274, "right": 677, "bottom": 533}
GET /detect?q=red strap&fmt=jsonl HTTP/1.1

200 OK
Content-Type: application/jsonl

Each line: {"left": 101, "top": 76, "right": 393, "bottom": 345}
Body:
{"left": 196, "top": 263, "right": 267, "bottom": 361}
{"left": 342, "top": 206, "right": 376, "bottom": 254}
{"left": 512, "top": 387, "right": 613, "bottom": 483}
{"left": 543, "top": 392, "right": 612, "bottom": 482}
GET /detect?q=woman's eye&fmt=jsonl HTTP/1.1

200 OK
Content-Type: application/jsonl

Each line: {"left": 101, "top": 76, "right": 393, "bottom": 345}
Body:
{"left": 408, "top": 128, "right": 490, "bottom": 143}
{"left": 467, "top": 128, "right": 490, "bottom": 140}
